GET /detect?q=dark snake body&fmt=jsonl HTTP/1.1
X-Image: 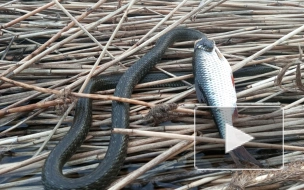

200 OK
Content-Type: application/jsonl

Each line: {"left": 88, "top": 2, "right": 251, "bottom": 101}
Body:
{"left": 41, "top": 28, "right": 206, "bottom": 189}
{"left": 41, "top": 28, "right": 274, "bottom": 189}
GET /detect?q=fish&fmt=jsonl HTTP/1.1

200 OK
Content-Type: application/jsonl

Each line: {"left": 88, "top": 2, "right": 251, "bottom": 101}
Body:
{"left": 192, "top": 37, "right": 261, "bottom": 167}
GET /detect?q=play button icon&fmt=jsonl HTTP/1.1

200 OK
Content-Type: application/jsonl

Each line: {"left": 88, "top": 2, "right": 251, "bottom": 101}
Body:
{"left": 225, "top": 124, "right": 254, "bottom": 153}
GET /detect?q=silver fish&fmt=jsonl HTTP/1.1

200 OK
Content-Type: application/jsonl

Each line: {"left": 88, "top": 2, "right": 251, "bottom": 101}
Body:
{"left": 193, "top": 37, "right": 261, "bottom": 167}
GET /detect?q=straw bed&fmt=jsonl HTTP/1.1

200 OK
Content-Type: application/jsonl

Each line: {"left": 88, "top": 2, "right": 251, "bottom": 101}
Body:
{"left": 1, "top": 0, "right": 304, "bottom": 189}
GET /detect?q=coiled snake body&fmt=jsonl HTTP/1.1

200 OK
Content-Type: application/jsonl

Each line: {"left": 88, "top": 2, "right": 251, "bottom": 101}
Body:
{"left": 42, "top": 28, "right": 206, "bottom": 189}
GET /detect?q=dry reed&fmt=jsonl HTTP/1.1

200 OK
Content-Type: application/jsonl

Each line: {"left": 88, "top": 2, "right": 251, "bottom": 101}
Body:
{"left": 1, "top": 0, "right": 304, "bottom": 189}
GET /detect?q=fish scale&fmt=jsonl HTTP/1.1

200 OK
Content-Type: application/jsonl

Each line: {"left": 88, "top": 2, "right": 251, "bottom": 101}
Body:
{"left": 193, "top": 39, "right": 236, "bottom": 138}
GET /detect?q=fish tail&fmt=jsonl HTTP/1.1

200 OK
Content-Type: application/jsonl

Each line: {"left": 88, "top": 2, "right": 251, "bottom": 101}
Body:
{"left": 229, "top": 146, "right": 262, "bottom": 167}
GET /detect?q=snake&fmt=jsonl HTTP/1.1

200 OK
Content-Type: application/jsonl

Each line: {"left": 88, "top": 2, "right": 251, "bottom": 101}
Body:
{"left": 41, "top": 28, "right": 274, "bottom": 189}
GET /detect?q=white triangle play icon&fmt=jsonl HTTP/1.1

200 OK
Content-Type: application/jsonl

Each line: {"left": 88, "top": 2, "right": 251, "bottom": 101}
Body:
{"left": 225, "top": 123, "right": 254, "bottom": 153}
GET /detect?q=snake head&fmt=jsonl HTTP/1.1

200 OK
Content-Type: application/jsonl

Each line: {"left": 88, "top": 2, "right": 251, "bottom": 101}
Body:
{"left": 194, "top": 37, "right": 215, "bottom": 52}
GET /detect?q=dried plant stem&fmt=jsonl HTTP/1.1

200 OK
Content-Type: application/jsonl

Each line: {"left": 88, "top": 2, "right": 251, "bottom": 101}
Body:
{"left": 130, "top": 0, "right": 189, "bottom": 48}
{"left": 109, "top": 139, "right": 194, "bottom": 189}
{"left": 0, "top": 75, "right": 208, "bottom": 117}
{"left": 232, "top": 23, "right": 304, "bottom": 71}
{"left": 0, "top": 0, "right": 18, "bottom": 7}
{"left": 113, "top": 128, "right": 303, "bottom": 151}
{"left": 0, "top": 109, "right": 45, "bottom": 134}
{"left": 0, "top": 98, "right": 72, "bottom": 117}
{"left": 175, "top": 173, "right": 228, "bottom": 190}
{"left": 0, "top": 1, "right": 61, "bottom": 29}
{"left": 32, "top": 102, "right": 75, "bottom": 157}
{"left": 54, "top": 0, "right": 114, "bottom": 60}
{"left": 0, "top": 152, "right": 48, "bottom": 175}
{"left": 78, "top": 0, "right": 137, "bottom": 93}
{"left": 0, "top": 2, "right": 130, "bottom": 86}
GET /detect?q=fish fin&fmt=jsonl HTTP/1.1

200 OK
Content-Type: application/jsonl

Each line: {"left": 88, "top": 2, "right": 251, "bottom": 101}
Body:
{"left": 231, "top": 74, "right": 235, "bottom": 86}
{"left": 229, "top": 146, "right": 262, "bottom": 167}
{"left": 232, "top": 108, "right": 238, "bottom": 123}
{"left": 195, "top": 80, "right": 206, "bottom": 103}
